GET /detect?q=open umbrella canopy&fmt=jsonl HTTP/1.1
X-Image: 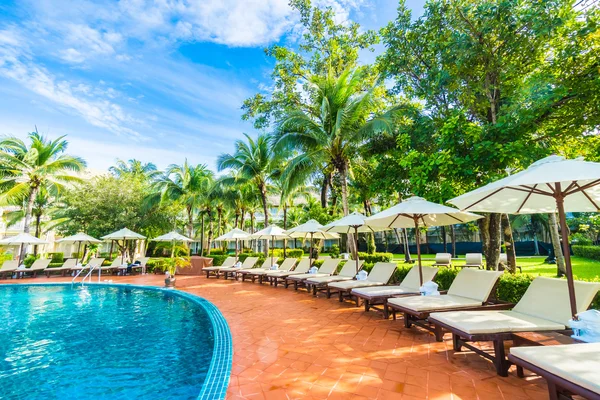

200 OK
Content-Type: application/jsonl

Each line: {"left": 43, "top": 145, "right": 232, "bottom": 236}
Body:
{"left": 365, "top": 196, "right": 482, "bottom": 228}
{"left": 286, "top": 219, "right": 340, "bottom": 239}
{"left": 101, "top": 228, "right": 146, "bottom": 240}
{"left": 449, "top": 155, "right": 600, "bottom": 319}
{"left": 0, "top": 233, "right": 48, "bottom": 245}
{"left": 323, "top": 212, "right": 385, "bottom": 234}
{"left": 251, "top": 225, "right": 289, "bottom": 239}
{"left": 151, "top": 231, "right": 193, "bottom": 242}
{"left": 215, "top": 228, "right": 251, "bottom": 241}
{"left": 449, "top": 155, "right": 600, "bottom": 213}
{"left": 57, "top": 232, "right": 101, "bottom": 244}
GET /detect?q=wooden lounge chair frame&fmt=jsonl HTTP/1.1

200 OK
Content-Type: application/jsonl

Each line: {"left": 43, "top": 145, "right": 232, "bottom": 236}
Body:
{"left": 311, "top": 261, "right": 365, "bottom": 298}
{"left": 331, "top": 262, "right": 399, "bottom": 305}
{"left": 238, "top": 259, "right": 274, "bottom": 282}
{"left": 246, "top": 259, "right": 296, "bottom": 284}
{"left": 387, "top": 280, "right": 513, "bottom": 342}
{"left": 0, "top": 261, "right": 19, "bottom": 279}
{"left": 281, "top": 259, "right": 340, "bottom": 290}
{"left": 219, "top": 257, "right": 259, "bottom": 280}
{"left": 507, "top": 352, "right": 600, "bottom": 400}
{"left": 202, "top": 257, "right": 236, "bottom": 278}
{"left": 45, "top": 259, "right": 78, "bottom": 277}
{"left": 17, "top": 259, "right": 52, "bottom": 278}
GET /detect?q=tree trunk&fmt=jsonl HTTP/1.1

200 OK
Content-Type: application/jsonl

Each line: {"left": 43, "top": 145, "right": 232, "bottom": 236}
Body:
{"left": 250, "top": 211, "right": 255, "bottom": 252}
{"left": 207, "top": 208, "right": 213, "bottom": 255}
{"left": 479, "top": 214, "right": 502, "bottom": 270}
{"left": 217, "top": 206, "right": 223, "bottom": 237}
{"left": 260, "top": 183, "right": 269, "bottom": 256}
{"left": 450, "top": 225, "right": 456, "bottom": 257}
{"left": 33, "top": 214, "right": 42, "bottom": 256}
{"left": 441, "top": 226, "right": 447, "bottom": 253}
{"left": 187, "top": 205, "right": 194, "bottom": 238}
{"left": 320, "top": 172, "right": 331, "bottom": 208}
{"left": 338, "top": 162, "right": 356, "bottom": 258}
{"left": 403, "top": 228, "right": 412, "bottom": 262}
{"left": 549, "top": 212, "right": 566, "bottom": 276}
{"left": 200, "top": 213, "right": 205, "bottom": 256}
{"left": 283, "top": 204, "right": 288, "bottom": 258}
{"left": 501, "top": 214, "right": 517, "bottom": 273}
{"left": 423, "top": 228, "right": 429, "bottom": 254}
{"left": 20, "top": 186, "right": 39, "bottom": 261}
{"left": 240, "top": 207, "right": 246, "bottom": 231}
{"left": 234, "top": 212, "right": 239, "bottom": 229}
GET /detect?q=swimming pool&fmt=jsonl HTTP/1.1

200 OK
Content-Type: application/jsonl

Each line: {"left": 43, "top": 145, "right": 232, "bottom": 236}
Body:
{"left": 0, "top": 284, "right": 232, "bottom": 400}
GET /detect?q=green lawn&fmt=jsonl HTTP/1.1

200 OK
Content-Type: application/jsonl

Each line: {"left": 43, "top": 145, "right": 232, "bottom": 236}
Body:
{"left": 318, "top": 252, "right": 600, "bottom": 280}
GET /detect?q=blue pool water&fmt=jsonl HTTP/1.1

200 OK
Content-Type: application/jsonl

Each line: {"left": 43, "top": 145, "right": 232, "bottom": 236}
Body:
{"left": 0, "top": 284, "right": 228, "bottom": 400}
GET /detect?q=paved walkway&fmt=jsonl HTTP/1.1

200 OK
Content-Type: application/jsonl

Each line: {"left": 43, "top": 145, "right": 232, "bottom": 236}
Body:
{"left": 6, "top": 274, "right": 549, "bottom": 399}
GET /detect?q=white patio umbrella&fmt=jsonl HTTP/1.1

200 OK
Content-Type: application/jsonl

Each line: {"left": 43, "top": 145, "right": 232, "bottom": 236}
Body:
{"left": 365, "top": 196, "right": 482, "bottom": 285}
{"left": 286, "top": 219, "right": 340, "bottom": 266}
{"left": 215, "top": 228, "right": 251, "bottom": 260}
{"left": 323, "top": 212, "right": 385, "bottom": 273}
{"left": 151, "top": 231, "right": 193, "bottom": 258}
{"left": 101, "top": 228, "right": 146, "bottom": 264}
{"left": 449, "top": 155, "right": 600, "bottom": 318}
{"left": 57, "top": 232, "right": 101, "bottom": 263}
{"left": 251, "top": 225, "right": 289, "bottom": 266}
{"left": 0, "top": 233, "right": 49, "bottom": 262}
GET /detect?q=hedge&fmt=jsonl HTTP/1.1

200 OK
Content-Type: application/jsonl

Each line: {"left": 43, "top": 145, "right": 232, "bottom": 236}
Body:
{"left": 357, "top": 252, "right": 393, "bottom": 263}
{"left": 47, "top": 252, "right": 64, "bottom": 263}
{"left": 269, "top": 249, "right": 304, "bottom": 258}
{"left": 572, "top": 245, "right": 600, "bottom": 260}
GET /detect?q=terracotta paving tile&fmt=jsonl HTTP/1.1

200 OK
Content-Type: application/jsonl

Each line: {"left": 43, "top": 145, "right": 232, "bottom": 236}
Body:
{"left": 11, "top": 274, "right": 554, "bottom": 400}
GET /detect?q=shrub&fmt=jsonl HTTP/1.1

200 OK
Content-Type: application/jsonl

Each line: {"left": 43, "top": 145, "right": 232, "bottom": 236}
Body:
{"left": 48, "top": 262, "right": 64, "bottom": 268}
{"left": 238, "top": 252, "right": 266, "bottom": 264}
{"left": 23, "top": 254, "right": 40, "bottom": 267}
{"left": 433, "top": 267, "right": 459, "bottom": 291}
{"left": 147, "top": 258, "right": 166, "bottom": 274}
{"left": 357, "top": 252, "right": 393, "bottom": 263}
{"left": 70, "top": 252, "right": 83, "bottom": 259}
{"left": 206, "top": 255, "right": 229, "bottom": 266}
{"left": 329, "top": 244, "right": 340, "bottom": 258}
{"left": 47, "top": 252, "right": 64, "bottom": 263}
{"left": 286, "top": 249, "right": 304, "bottom": 258}
{"left": 210, "top": 249, "right": 226, "bottom": 256}
{"left": 572, "top": 245, "right": 600, "bottom": 260}
{"left": 571, "top": 233, "right": 593, "bottom": 246}
{"left": 497, "top": 273, "right": 535, "bottom": 303}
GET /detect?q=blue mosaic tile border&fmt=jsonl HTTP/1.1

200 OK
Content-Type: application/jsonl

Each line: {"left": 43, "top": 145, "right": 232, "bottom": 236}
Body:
{"left": 0, "top": 282, "right": 233, "bottom": 400}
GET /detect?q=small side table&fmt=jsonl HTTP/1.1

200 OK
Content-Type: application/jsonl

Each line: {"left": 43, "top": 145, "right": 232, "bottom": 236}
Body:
{"left": 511, "top": 331, "right": 580, "bottom": 377}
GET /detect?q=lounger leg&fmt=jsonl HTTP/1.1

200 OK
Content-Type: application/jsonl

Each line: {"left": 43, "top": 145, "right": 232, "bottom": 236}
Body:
{"left": 294, "top": 281, "right": 298, "bottom": 291}
{"left": 434, "top": 324, "right": 444, "bottom": 342}
{"left": 274, "top": 278, "right": 279, "bottom": 287}
{"left": 492, "top": 339, "right": 509, "bottom": 377}
{"left": 364, "top": 299, "right": 370, "bottom": 312}
{"left": 284, "top": 279, "right": 289, "bottom": 289}
{"left": 547, "top": 381, "right": 560, "bottom": 400}
{"left": 355, "top": 296, "right": 360, "bottom": 307}
{"left": 206, "top": 271, "right": 210, "bottom": 278}
{"left": 327, "top": 287, "right": 332, "bottom": 299}
{"left": 403, "top": 313, "right": 412, "bottom": 328}
{"left": 338, "top": 291, "right": 343, "bottom": 302}
{"left": 312, "top": 285, "right": 317, "bottom": 296}
{"left": 452, "top": 334, "right": 462, "bottom": 351}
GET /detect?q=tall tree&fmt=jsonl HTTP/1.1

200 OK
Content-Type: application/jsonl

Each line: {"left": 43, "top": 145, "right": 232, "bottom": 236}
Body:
{"left": 0, "top": 131, "right": 85, "bottom": 259}
{"left": 217, "top": 134, "right": 278, "bottom": 255}
{"left": 275, "top": 67, "right": 401, "bottom": 255}
{"left": 109, "top": 159, "right": 157, "bottom": 179}
{"left": 147, "top": 161, "right": 213, "bottom": 238}
{"left": 379, "top": 0, "right": 600, "bottom": 269}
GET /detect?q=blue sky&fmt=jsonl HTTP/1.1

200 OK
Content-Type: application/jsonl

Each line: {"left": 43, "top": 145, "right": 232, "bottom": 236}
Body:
{"left": 0, "top": 0, "right": 424, "bottom": 172}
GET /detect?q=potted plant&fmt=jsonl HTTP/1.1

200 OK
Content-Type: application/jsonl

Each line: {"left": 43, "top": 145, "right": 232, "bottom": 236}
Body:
{"left": 163, "top": 256, "right": 190, "bottom": 287}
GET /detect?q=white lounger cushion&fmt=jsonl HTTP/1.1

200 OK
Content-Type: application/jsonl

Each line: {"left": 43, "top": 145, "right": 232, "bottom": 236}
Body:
{"left": 219, "top": 257, "right": 259, "bottom": 272}
{"left": 315, "top": 258, "right": 342, "bottom": 275}
{"left": 398, "top": 266, "right": 438, "bottom": 292}
{"left": 328, "top": 280, "right": 386, "bottom": 290}
{"left": 288, "top": 272, "right": 330, "bottom": 281}
{"left": 447, "top": 268, "right": 503, "bottom": 302}
{"left": 431, "top": 310, "right": 565, "bottom": 334}
{"left": 0, "top": 260, "right": 19, "bottom": 271}
{"left": 249, "top": 258, "right": 296, "bottom": 275}
{"left": 203, "top": 257, "right": 236, "bottom": 271}
{"left": 388, "top": 294, "right": 482, "bottom": 312}
{"left": 352, "top": 286, "right": 415, "bottom": 297}
{"left": 433, "top": 253, "right": 451, "bottom": 265}
{"left": 510, "top": 343, "right": 600, "bottom": 395}
{"left": 265, "top": 259, "right": 311, "bottom": 276}
{"left": 511, "top": 277, "right": 600, "bottom": 326}
{"left": 306, "top": 275, "right": 353, "bottom": 285}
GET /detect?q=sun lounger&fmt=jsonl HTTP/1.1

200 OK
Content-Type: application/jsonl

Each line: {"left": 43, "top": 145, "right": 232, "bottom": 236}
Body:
{"left": 115, "top": 256, "right": 150, "bottom": 275}
{"left": 134, "top": 257, "right": 150, "bottom": 274}
{"left": 429, "top": 277, "right": 600, "bottom": 376}
{"left": 387, "top": 268, "right": 505, "bottom": 341}
{"left": 352, "top": 266, "right": 439, "bottom": 318}
{"left": 45, "top": 258, "right": 77, "bottom": 277}
{"left": 219, "top": 257, "right": 259, "bottom": 279}
{"left": 462, "top": 253, "right": 483, "bottom": 268}
{"left": 236, "top": 258, "right": 274, "bottom": 282}
{"left": 0, "top": 260, "right": 19, "bottom": 279}
{"left": 99, "top": 257, "right": 126, "bottom": 275}
{"left": 266, "top": 258, "right": 312, "bottom": 287}
{"left": 327, "top": 262, "right": 398, "bottom": 304}
{"left": 244, "top": 258, "right": 296, "bottom": 283}
{"left": 508, "top": 343, "right": 600, "bottom": 399}
{"left": 284, "top": 258, "right": 342, "bottom": 290}
{"left": 70, "top": 257, "right": 104, "bottom": 275}
{"left": 432, "top": 253, "right": 452, "bottom": 267}
{"left": 202, "top": 256, "right": 236, "bottom": 278}
{"left": 17, "top": 259, "right": 51, "bottom": 278}
{"left": 306, "top": 260, "right": 365, "bottom": 297}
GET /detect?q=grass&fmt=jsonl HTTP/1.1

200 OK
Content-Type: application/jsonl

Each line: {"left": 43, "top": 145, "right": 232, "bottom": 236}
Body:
{"left": 320, "top": 252, "right": 600, "bottom": 280}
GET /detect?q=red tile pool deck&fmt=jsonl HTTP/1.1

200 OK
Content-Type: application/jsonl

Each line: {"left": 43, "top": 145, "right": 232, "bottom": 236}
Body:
{"left": 6, "top": 274, "right": 550, "bottom": 399}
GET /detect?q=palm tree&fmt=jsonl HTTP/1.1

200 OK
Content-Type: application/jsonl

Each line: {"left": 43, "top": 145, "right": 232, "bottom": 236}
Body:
{"left": 0, "top": 131, "right": 85, "bottom": 259}
{"left": 109, "top": 159, "right": 157, "bottom": 178}
{"left": 275, "top": 67, "right": 401, "bottom": 253}
{"left": 147, "top": 161, "right": 213, "bottom": 238}
{"left": 217, "top": 134, "right": 278, "bottom": 255}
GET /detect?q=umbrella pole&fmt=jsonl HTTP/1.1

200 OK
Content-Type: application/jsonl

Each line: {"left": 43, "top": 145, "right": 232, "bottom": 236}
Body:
{"left": 271, "top": 237, "right": 274, "bottom": 267}
{"left": 121, "top": 240, "right": 125, "bottom": 264}
{"left": 235, "top": 239, "right": 238, "bottom": 262}
{"left": 555, "top": 185, "right": 578, "bottom": 318}
{"left": 171, "top": 240, "right": 175, "bottom": 258}
{"left": 309, "top": 232, "right": 314, "bottom": 267}
{"left": 414, "top": 218, "right": 423, "bottom": 286}
{"left": 354, "top": 226, "right": 360, "bottom": 274}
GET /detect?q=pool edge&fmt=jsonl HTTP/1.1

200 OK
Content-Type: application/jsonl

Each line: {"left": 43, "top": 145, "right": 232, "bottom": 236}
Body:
{"left": 0, "top": 282, "right": 232, "bottom": 400}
